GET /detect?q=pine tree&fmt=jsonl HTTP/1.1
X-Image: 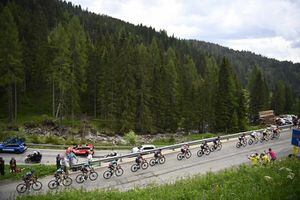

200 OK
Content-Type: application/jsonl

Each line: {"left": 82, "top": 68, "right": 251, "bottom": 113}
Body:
{"left": 0, "top": 6, "right": 23, "bottom": 123}
{"left": 202, "top": 56, "right": 218, "bottom": 132}
{"left": 215, "top": 58, "right": 236, "bottom": 133}
{"left": 271, "top": 80, "right": 286, "bottom": 115}
{"left": 48, "top": 23, "right": 72, "bottom": 119}
{"left": 161, "top": 47, "right": 179, "bottom": 131}
{"left": 180, "top": 56, "right": 199, "bottom": 131}
{"left": 135, "top": 43, "right": 152, "bottom": 132}
{"left": 248, "top": 66, "right": 269, "bottom": 123}
{"left": 149, "top": 37, "right": 163, "bottom": 131}
{"left": 67, "top": 16, "right": 87, "bottom": 119}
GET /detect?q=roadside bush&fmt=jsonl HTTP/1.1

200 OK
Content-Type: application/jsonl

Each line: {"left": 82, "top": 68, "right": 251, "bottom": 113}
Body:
{"left": 44, "top": 135, "right": 63, "bottom": 145}
{"left": 124, "top": 130, "right": 137, "bottom": 146}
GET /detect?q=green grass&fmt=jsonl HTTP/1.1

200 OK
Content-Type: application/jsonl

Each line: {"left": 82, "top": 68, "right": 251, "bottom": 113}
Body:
{"left": 17, "top": 158, "right": 300, "bottom": 200}
{"left": 0, "top": 164, "right": 56, "bottom": 181}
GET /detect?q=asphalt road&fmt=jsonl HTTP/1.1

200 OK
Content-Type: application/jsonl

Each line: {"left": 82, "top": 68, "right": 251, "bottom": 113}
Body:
{"left": 0, "top": 129, "right": 294, "bottom": 200}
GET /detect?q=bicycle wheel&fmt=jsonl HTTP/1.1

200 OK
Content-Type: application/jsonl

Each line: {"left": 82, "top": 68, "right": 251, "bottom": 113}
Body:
{"left": 149, "top": 159, "right": 156, "bottom": 166}
{"left": 186, "top": 150, "right": 192, "bottom": 159}
{"left": 32, "top": 181, "right": 42, "bottom": 191}
{"left": 115, "top": 168, "right": 124, "bottom": 177}
{"left": 63, "top": 177, "right": 72, "bottom": 186}
{"left": 141, "top": 162, "right": 149, "bottom": 170}
{"left": 210, "top": 146, "right": 215, "bottom": 152}
{"left": 197, "top": 150, "right": 203, "bottom": 157}
{"left": 16, "top": 183, "right": 27, "bottom": 193}
{"left": 48, "top": 180, "right": 58, "bottom": 189}
{"left": 236, "top": 142, "right": 241, "bottom": 148}
{"left": 159, "top": 156, "right": 166, "bottom": 164}
{"left": 205, "top": 149, "right": 210, "bottom": 155}
{"left": 103, "top": 170, "right": 112, "bottom": 179}
{"left": 216, "top": 144, "right": 222, "bottom": 151}
{"left": 177, "top": 153, "right": 184, "bottom": 160}
{"left": 75, "top": 174, "right": 85, "bottom": 184}
{"left": 89, "top": 171, "right": 98, "bottom": 181}
{"left": 131, "top": 164, "right": 138, "bottom": 172}
{"left": 248, "top": 138, "right": 253, "bottom": 145}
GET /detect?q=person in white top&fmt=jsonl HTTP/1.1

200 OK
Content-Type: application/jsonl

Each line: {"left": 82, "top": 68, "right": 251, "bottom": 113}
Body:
{"left": 87, "top": 152, "right": 93, "bottom": 164}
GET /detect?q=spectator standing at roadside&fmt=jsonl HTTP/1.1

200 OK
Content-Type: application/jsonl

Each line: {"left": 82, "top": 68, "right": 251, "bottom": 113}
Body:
{"left": 87, "top": 152, "right": 93, "bottom": 164}
{"left": 56, "top": 154, "right": 61, "bottom": 169}
{"left": 0, "top": 157, "right": 4, "bottom": 175}
{"left": 268, "top": 148, "right": 277, "bottom": 161}
{"left": 9, "top": 157, "right": 16, "bottom": 173}
{"left": 60, "top": 156, "right": 68, "bottom": 175}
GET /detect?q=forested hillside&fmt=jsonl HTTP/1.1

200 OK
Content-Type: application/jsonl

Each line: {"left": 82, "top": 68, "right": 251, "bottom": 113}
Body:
{"left": 0, "top": 0, "right": 299, "bottom": 134}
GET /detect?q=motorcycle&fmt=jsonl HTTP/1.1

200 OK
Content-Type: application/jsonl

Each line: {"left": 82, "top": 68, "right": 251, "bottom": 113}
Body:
{"left": 25, "top": 153, "right": 42, "bottom": 163}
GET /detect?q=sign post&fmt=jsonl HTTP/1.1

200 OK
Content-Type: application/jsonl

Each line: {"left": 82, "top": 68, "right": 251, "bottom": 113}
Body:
{"left": 292, "top": 129, "right": 300, "bottom": 156}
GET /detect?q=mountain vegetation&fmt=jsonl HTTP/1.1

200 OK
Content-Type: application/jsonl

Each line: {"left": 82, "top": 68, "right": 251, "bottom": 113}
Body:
{"left": 0, "top": 0, "right": 299, "bottom": 135}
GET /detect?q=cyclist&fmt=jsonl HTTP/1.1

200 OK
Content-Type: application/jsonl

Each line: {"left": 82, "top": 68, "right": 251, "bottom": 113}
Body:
{"left": 200, "top": 141, "right": 209, "bottom": 150}
{"left": 262, "top": 130, "right": 268, "bottom": 141}
{"left": 181, "top": 144, "right": 189, "bottom": 154}
{"left": 238, "top": 134, "right": 246, "bottom": 143}
{"left": 23, "top": 170, "right": 35, "bottom": 190}
{"left": 154, "top": 149, "right": 162, "bottom": 159}
{"left": 135, "top": 154, "right": 143, "bottom": 167}
{"left": 153, "top": 149, "right": 162, "bottom": 163}
{"left": 272, "top": 126, "right": 280, "bottom": 138}
{"left": 82, "top": 163, "right": 92, "bottom": 174}
{"left": 250, "top": 131, "right": 259, "bottom": 139}
{"left": 213, "top": 136, "right": 221, "bottom": 148}
{"left": 109, "top": 159, "right": 118, "bottom": 170}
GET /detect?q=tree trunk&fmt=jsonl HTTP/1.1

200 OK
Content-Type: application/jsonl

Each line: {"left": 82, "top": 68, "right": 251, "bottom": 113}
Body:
{"left": 94, "top": 94, "right": 97, "bottom": 118}
{"left": 14, "top": 79, "right": 17, "bottom": 123}
{"left": 52, "top": 79, "right": 55, "bottom": 117}
{"left": 7, "top": 85, "right": 13, "bottom": 123}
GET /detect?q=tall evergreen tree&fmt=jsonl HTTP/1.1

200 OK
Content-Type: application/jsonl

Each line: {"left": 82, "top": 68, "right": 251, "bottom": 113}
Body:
{"left": 149, "top": 37, "right": 163, "bottom": 131}
{"left": 67, "top": 16, "right": 87, "bottom": 119}
{"left": 135, "top": 44, "right": 152, "bottom": 132}
{"left": 161, "top": 47, "right": 179, "bottom": 131}
{"left": 271, "top": 80, "right": 286, "bottom": 115}
{"left": 0, "top": 6, "right": 23, "bottom": 123}
{"left": 248, "top": 66, "right": 269, "bottom": 123}
{"left": 48, "top": 23, "right": 72, "bottom": 119}
{"left": 215, "top": 58, "right": 236, "bottom": 133}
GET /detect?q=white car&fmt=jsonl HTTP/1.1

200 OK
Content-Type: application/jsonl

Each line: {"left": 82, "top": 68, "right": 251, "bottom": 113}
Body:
{"left": 131, "top": 145, "right": 156, "bottom": 153}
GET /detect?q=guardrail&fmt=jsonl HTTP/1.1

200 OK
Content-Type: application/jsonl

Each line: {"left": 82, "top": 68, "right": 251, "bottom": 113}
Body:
{"left": 71, "top": 124, "right": 293, "bottom": 169}
{"left": 26, "top": 143, "right": 131, "bottom": 150}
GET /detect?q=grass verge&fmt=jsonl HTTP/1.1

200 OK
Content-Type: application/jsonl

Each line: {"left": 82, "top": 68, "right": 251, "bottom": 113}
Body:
{"left": 18, "top": 158, "right": 300, "bottom": 200}
{"left": 0, "top": 164, "right": 56, "bottom": 181}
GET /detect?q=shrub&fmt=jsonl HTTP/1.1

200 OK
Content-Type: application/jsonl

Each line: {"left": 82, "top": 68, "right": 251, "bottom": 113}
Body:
{"left": 124, "top": 130, "right": 137, "bottom": 146}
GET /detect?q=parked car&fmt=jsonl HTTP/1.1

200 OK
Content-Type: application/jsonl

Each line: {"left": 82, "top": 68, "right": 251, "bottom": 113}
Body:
{"left": 0, "top": 142, "right": 27, "bottom": 153}
{"left": 131, "top": 145, "right": 156, "bottom": 153}
{"left": 66, "top": 144, "right": 94, "bottom": 156}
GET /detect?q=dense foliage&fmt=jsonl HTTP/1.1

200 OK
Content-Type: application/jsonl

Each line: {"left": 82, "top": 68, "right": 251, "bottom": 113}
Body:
{"left": 0, "top": 0, "right": 299, "bottom": 134}
{"left": 18, "top": 158, "right": 300, "bottom": 200}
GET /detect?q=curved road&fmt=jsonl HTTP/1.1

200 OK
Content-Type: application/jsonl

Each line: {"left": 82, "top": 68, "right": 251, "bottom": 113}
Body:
{"left": 0, "top": 129, "right": 294, "bottom": 200}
